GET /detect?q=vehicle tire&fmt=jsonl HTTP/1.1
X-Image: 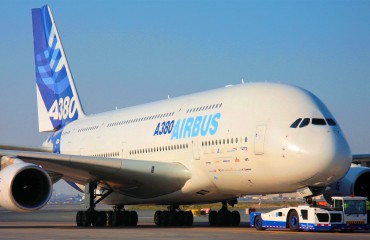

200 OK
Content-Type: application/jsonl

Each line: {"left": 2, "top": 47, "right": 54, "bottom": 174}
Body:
{"left": 230, "top": 210, "right": 241, "bottom": 226}
{"left": 254, "top": 215, "right": 265, "bottom": 230}
{"left": 288, "top": 210, "right": 300, "bottom": 232}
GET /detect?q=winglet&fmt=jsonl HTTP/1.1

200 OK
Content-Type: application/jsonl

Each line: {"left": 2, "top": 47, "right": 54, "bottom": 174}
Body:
{"left": 32, "top": 5, "right": 85, "bottom": 132}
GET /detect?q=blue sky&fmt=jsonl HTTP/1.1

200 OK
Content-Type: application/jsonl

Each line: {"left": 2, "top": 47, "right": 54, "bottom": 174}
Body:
{"left": 1, "top": 0, "right": 370, "bottom": 193}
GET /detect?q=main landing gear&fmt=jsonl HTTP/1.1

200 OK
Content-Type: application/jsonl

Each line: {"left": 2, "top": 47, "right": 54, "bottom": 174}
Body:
{"left": 75, "top": 183, "right": 138, "bottom": 227}
{"left": 208, "top": 201, "right": 240, "bottom": 226}
{"left": 154, "top": 205, "right": 194, "bottom": 226}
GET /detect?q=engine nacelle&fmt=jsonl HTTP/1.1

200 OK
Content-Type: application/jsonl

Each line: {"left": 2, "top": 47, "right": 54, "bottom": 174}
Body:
{"left": 0, "top": 159, "right": 52, "bottom": 212}
{"left": 323, "top": 164, "right": 370, "bottom": 204}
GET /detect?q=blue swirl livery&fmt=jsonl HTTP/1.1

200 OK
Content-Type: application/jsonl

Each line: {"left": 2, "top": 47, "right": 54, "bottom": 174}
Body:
{"left": 32, "top": 5, "right": 85, "bottom": 132}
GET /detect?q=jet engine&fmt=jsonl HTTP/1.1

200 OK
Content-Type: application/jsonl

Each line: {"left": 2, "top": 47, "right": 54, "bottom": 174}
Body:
{"left": 0, "top": 158, "right": 52, "bottom": 212}
{"left": 323, "top": 164, "right": 370, "bottom": 204}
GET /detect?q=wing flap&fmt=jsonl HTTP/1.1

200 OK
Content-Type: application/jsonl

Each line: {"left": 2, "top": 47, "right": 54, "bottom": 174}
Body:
{"left": 0, "top": 149, "right": 191, "bottom": 199}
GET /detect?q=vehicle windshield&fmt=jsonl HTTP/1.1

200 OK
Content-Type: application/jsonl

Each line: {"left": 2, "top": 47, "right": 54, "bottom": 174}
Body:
{"left": 343, "top": 200, "right": 366, "bottom": 215}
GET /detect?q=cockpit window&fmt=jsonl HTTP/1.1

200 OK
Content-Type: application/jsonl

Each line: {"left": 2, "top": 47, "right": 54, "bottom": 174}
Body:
{"left": 326, "top": 118, "right": 337, "bottom": 126}
{"left": 299, "top": 118, "right": 310, "bottom": 128}
{"left": 290, "top": 118, "right": 302, "bottom": 128}
{"left": 312, "top": 118, "right": 326, "bottom": 125}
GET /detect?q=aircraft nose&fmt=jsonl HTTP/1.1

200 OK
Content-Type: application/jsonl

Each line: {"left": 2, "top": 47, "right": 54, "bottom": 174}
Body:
{"left": 300, "top": 130, "right": 352, "bottom": 186}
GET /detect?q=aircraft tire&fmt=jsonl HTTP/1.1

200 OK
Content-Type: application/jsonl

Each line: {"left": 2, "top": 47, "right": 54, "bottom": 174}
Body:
{"left": 154, "top": 210, "right": 162, "bottom": 226}
{"left": 112, "top": 211, "right": 123, "bottom": 226}
{"left": 129, "top": 211, "right": 138, "bottom": 226}
{"left": 185, "top": 211, "right": 193, "bottom": 226}
{"left": 81, "top": 211, "right": 92, "bottom": 227}
{"left": 209, "top": 211, "right": 217, "bottom": 226}
{"left": 230, "top": 210, "right": 240, "bottom": 226}
{"left": 76, "top": 211, "right": 83, "bottom": 227}
{"left": 106, "top": 211, "right": 113, "bottom": 226}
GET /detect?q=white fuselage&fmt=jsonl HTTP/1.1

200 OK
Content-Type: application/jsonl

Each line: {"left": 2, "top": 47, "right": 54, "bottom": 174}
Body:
{"left": 54, "top": 83, "right": 352, "bottom": 205}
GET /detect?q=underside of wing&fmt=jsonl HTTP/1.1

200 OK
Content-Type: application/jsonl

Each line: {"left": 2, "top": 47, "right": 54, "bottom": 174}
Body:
{"left": 0, "top": 149, "right": 191, "bottom": 199}
{"left": 352, "top": 154, "right": 370, "bottom": 164}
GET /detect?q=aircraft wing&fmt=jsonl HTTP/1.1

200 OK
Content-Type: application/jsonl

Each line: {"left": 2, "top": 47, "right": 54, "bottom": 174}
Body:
{"left": 0, "top": 149, "right": 191, "bottom": 199}
{"left": 352, "top": 154, "right": 370, "bottom": 164}
{"left": 0, "top": 144, "right": 52, "bottom": 152}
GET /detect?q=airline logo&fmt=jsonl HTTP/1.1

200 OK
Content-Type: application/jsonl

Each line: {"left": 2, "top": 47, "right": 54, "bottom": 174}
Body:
{"left": 153, "top": 113, "right": 221, "bottom": 139}
{"left": 32, "top": 6, "right": 79, "bottom": 130}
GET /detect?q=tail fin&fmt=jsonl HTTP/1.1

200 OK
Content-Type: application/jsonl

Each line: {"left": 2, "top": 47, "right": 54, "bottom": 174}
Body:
{"left": 32, "top": 5, "right": 85, "bottom": 132}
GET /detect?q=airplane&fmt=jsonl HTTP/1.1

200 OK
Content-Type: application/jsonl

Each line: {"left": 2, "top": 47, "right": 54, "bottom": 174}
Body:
{"left": 0, "top": 5, "right": 369, "bottom": 227}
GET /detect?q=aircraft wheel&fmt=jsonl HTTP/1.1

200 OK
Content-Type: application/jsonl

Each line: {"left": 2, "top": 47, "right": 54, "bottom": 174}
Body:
{"left": 230, "top": 210, "right": 240, "bottom": 226}
{"left": 217, "top": 210, "right": 231, "bottom": 226}
{"left": 209, "top": 211, "right": 217, "bottom": 226}
{"left": 154, "top": 210, "right": 162, "bottom": 226}
{"left": 161, "top": 211, "right": 170, "bottom": 226}
{"left": 106, "top": 211, "right": 113, "bottom": 226}
{"left": 121, "top": 211, "right": 130, "bottom": 226}
{"left": 92, "top": 211, "right": 107, "bottom": 227}
{"left": 177, "top": 211, "right": 185, "bottom": 226}
{"left": 129, "top": 211, "right": 138, "bottom": 226}
{"left": 76, "top": 211, "right": 83, "bottom": 227}
{"left": 81, "top": 211, "right": 92, "bottom": 227}
{"left": 112, "top": 211, "right": 123, "bottom": 226}
{"left": 288, "top": 210, "right": 300, "bottom": 231}
{"left": 185, "top": 211, "right": 193, "bottom": 226}
{"left": 254, "top": 215, "right": 265, "bottom": 230}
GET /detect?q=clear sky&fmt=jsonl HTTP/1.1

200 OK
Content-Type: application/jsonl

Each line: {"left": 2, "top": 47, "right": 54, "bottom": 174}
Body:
{"left": 1, "top": 0, "right": 370, "bottom": 194}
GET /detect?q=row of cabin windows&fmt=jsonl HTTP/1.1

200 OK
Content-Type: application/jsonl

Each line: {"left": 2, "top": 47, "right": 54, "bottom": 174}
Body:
{"left": 92, "top": 152, "right": 119, "bottom": 158}
{"left": 78, "top": 125, "right": 99, "bottom": 132}
{"left": 130, "top": 143, "right": 189, "bottom": 155}
{"left": 201, "top": 137, "right": 248, "bottom": 147}
{"left": 186, "top": 103, "right": 223, "bottom": 114}
{"left": 107, "top": 112, "right": 175, "bottom": 127}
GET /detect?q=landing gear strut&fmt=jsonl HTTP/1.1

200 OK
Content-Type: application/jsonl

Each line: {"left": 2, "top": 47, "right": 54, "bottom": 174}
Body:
{"left": 154, "top": 205, "right": 193, "bottom": 226}
{"left": 208, "top": 200, "right": 240, "bottom": 226}
{"left": 75, "top": 183, "right": 138, "bottom": 227}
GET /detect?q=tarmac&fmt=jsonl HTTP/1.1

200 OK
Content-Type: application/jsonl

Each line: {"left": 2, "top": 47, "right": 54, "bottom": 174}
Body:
{"left": 0, "top": 205, "right": 369, "bottom": 240}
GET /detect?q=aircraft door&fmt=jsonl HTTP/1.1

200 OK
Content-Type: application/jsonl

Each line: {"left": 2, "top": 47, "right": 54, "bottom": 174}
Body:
{"left": 254, "top": 124, "right": 267, "bottom": 155}
{"left": 192, "top": 139, "right": 200, "bottom": 160}
{"left": 121, "top": 142, "right": 127, "bottom": 158}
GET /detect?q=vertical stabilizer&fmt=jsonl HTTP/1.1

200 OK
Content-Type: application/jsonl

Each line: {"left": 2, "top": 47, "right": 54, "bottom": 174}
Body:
{"left": 32, "top": 5, "right": 85, "bottom": 132}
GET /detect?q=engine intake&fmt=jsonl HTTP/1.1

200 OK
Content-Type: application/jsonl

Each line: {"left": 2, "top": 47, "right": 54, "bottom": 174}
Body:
{"left": 323, "top": 165, "right": 370, "bottom": 204}
{"left": 0, "top": 160, "right": 52, "bottom": 212}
